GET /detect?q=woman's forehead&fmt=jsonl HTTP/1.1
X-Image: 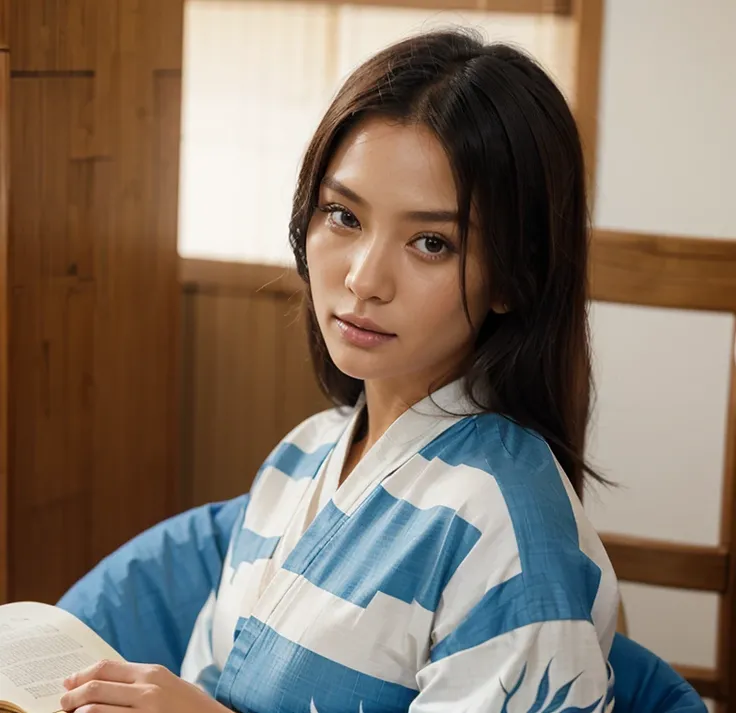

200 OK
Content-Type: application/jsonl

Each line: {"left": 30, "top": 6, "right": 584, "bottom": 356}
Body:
{"left": 323, "top": 116, "right": 458, "bottom": 213}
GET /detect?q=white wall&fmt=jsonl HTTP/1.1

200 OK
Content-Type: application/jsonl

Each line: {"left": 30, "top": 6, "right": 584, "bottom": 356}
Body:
{"left": 585, "top": 0, "right": 736, "bottom": 675}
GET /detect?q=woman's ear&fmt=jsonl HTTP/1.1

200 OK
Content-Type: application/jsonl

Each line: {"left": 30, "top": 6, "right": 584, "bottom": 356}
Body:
{"left": 490, "top": 300, "right": 509, "bottom": 314}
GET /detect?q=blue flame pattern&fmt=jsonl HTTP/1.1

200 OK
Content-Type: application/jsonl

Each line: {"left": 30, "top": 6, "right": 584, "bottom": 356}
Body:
{"left": 500, "top": 660, "right": 603, "bottom": 713}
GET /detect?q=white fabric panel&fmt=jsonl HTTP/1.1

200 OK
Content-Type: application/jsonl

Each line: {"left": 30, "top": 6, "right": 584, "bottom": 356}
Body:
{"left": 382, "top": 456, "right": 508, "bottom": 530}
{"left": 412, "top": 620, "right": 612, "bottom": 713}
{"left": 212, "top": 558, "right": 272, "bottom": 667}
{"left": 266, "top": 576, "right": 432, "bottom": 689}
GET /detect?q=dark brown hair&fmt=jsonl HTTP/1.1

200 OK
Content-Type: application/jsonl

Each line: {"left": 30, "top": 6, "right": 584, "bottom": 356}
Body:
{"left": 289, "top": 29, "right": 601, "bottom": 494}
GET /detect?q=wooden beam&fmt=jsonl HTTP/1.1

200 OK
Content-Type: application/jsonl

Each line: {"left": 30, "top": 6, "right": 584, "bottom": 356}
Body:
{"left": 180, "top": 258, "right": 304, "bottom": 297}
{"left": 590, "top": 229, "right": 736, "bottom": 312}
{"left": 262, "top": 0, "right": 572, "bottom": 14}
{"left": 572, "top": 0, "right": 605, "bottom": 193}
{"left": 717, "top": 320, "right": 736, "bottom": 704}
{"left": 673, "top": 665, "right": 722, "bottom": 701}
{"left": 601, "top": 533, "right": 729, "bottom": 593}
{"left": 0, "top": 50, "right": 8, "bottom": 605}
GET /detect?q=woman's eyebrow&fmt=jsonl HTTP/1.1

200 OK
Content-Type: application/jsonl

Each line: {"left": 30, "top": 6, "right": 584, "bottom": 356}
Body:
{"left": 321, "top": 176, "right": 367, "bottom": 207}
{"left": 322, "top": 176, "right": 458, "bottom": 223}
{"left": 401, "top": 209, "right": 458, "bottom": 223}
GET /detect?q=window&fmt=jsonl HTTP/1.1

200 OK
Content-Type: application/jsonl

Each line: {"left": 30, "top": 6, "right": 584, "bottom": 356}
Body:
{"left": 178, "top": 0, "right": 576, "bottom": 265}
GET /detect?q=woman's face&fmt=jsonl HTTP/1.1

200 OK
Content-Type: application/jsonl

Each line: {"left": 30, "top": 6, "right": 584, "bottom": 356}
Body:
{"left": 306, "top": 116, "right": 492, "bottom": 392}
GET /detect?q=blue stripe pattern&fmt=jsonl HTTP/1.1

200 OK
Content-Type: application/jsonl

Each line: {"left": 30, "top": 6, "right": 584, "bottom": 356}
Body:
{"left": 259, "top": 441, "right": 335, "bottom": 480}
{"left": 57, "top": 495, "right": 248, "bottom": 674}
{"left": 230, "top": 528, "right": 281, "bottom": 570}
{"left": 283, "top": 487, "right": 480, "bottom": 611}
{"left": 432, "top": 572, "right": 595, "bottom": 661}
{"left": 216, "top": 618, "right": 418, "bottom": 713}
{"left": 422, "top": 415, "right": 601, "bottom": 659}
{"left": 227, "top": 505, "right": 280, "bottom": 574}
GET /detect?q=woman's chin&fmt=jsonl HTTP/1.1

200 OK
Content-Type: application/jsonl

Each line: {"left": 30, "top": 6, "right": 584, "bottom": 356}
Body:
{"left": 331, "top": 359, "right": 385, "bottom": 382}
{"left": 327, "top": 346, "right": 394, "bottom": 382}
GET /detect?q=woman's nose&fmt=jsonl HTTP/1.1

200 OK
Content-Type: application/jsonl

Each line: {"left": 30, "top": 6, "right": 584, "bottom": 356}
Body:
{"left": 344, "top": 236, "right": 396, "bottom": 304}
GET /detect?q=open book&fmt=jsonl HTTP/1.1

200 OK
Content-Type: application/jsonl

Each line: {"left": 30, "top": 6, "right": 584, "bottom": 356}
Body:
{"left": 0, "top": 602, "right": 124, "bottom": 713}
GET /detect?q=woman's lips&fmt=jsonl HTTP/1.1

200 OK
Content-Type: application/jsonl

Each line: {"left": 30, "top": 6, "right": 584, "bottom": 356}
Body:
{"left": 334, "top": 316, "right": 397, "bottom": 348}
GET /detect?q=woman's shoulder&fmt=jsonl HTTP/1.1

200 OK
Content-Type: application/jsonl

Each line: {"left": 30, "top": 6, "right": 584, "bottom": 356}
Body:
{"left": 418, "top": 413, "right": 618, "bottom": 637}
{"left": 418, "top": 411, "right": 565, "bottom": 493}
{"left": 418, "top": 412, "right": 615, "bottom": 582}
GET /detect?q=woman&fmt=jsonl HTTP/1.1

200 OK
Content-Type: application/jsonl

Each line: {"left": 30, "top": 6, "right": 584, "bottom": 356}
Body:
{"left": 61, "top": 30, "right": 618, "bottom": 713}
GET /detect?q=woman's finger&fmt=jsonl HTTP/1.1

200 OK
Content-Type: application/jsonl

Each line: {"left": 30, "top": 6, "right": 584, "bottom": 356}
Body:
{"left": 75, "top": 706, "right": 128, "bottom": 713}
{"left": 64, "top": 659, "right": 138, "bottom": 689}
{"left": 59, "top": 680, "right": 143, "bottom": 711}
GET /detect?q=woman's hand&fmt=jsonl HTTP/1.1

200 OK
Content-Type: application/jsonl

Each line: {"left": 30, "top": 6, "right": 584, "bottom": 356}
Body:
{"left": 59, "top": 659, "right": 231, "bottom": 712}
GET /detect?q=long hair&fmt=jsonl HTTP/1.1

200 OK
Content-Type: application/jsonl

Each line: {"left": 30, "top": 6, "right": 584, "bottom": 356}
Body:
{"left": 288, "top": 29, "right": 601, "bottom": 494}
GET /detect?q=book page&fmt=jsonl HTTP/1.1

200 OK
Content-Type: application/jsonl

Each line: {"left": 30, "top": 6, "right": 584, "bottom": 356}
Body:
{"left": 0, "top": 602, "right": 124, "bottom": 713}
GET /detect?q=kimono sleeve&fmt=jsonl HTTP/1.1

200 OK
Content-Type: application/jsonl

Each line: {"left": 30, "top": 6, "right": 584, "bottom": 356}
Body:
{"left": 409, "top": 590, "right": 614, "bottom": 712}
{"left": 57, "top": 495, "right": 248, "bottom": 674}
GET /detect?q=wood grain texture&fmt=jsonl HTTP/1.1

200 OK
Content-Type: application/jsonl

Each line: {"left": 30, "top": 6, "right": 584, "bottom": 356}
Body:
{"left": 718, "top": 320, "right": 736, "bottom": 706}
{"left": 185, "top": 289, "right": 329, "bottom": 506}
{"left": 10, "top": 0, "right": 97, "bottom": 72}
{"left": 0, "top": 0, "right": 8, "bottom": 50}
{"left": 277, "top": 0, "right": 572, "bottom": 13}
{"left": 590, "top": 229, "right": 736, "bottom": 312}
{"left": 572, "top": 0, "right": 604, "bottom": 189}
{"left": 180, "top": 262, "right": 329, "bottom": 508}
{"left": 0, "top": 51, "right": 8, "bottom": 603}
{"left": 181, "top": 258, "right": 303, "bottom": 298}
{"left": 155, "top": 71, "right": 184, "bottom": 516}
{"left": 601, "top": 533, "right": 729, "bottom": 593}
{"left": 7, "top": 0, "right": 184, "bottom": 603}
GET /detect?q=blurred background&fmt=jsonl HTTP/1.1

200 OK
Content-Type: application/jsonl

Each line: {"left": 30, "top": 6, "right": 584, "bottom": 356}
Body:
{"left": 0, "top": 0, "right": 735, "bottom": 710}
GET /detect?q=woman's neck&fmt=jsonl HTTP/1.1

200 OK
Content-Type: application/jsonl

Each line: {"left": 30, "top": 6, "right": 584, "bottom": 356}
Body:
{"left": 339, "top": 381, "right": 419, "bottom": 485}
{"left": 361, "top": 381, "right": 413, "bottom": 451}
{"left": 339, "top": 369, "right": 465, "bottom": 485}
{"left": 361, "top": 368, "right": 463, "bottom": 449}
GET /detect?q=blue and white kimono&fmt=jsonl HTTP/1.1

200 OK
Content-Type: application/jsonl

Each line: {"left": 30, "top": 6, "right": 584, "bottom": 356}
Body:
{"left": 60, "top": 380, "right": 619, "bottom": 712}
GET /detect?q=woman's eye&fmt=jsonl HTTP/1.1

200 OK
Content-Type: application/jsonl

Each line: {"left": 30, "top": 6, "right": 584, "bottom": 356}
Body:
{"left": 412, "top": 235, "right": 450, "bottom": 257}
{"left": 326, "top": 206, "right": 360, "bottom": 230}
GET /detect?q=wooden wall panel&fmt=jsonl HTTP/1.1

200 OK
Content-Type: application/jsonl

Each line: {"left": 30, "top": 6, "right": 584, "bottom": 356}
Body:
{"left": 0, "top": 47, "right": 9, "bottom": 603}
{"left": 0, "top": 0, "right": 8, "bottom": 50}
{"left": 280, "top": 299, "right": 330, "bottom": 429}
{"left": 191, "top": 293, "right": 260, "bottom": 505}
{"left": 7, "top": 0, "right": 184, "bottom": 603}
{"left": 9, "top": 0, "right": 97, "bottom": 72}
{"left": 181, "top": 263, "right": 329, "bottom": 508}
{"left": 719, "top": 320, "right": 736, "bottom": 709}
